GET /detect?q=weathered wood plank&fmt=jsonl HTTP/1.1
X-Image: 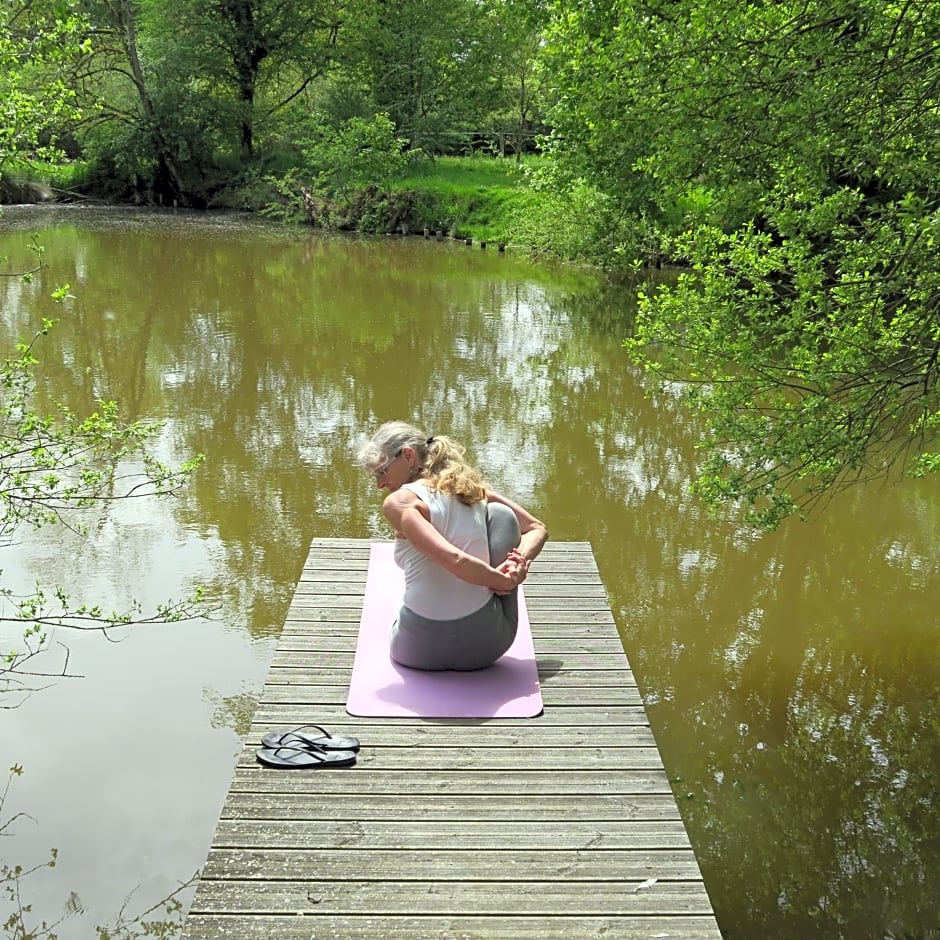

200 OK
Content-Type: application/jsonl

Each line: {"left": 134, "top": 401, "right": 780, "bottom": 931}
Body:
{"left": 250, "top": 701, "right": 649, "bottom": 723}
{"left": 256, "top": 683, "right": 645, "bottom": 708}
{"left": 244, "top": 724, "right": 654, "bottom": 747}
{"left": 263, "top": 665, "right": 642, "bottom": 685}
{"left": 246, "top": 726, "right": 654, "bottom": 749}
{"left": 224, "top": 768, "right": 676, "bottom": 796}
{"left": 273, "top": 635, "right": 629, "bottom": 655}
{"left": 218, "top": 793, "right": 685, "bottom": 822}
{"left": 210, "top": 819, "right": 695, "bottom": 849}
{"left": 233, "top": 746, "right": 667, "bottom": 771}
{"left": 201, "top": 848, "right": 706, "bottom": 882}
{"left": 269, "top": 648, "right": 632, "bottom": 670}
{"left": 182, "top": 914, "right": 722, "bottom": 940}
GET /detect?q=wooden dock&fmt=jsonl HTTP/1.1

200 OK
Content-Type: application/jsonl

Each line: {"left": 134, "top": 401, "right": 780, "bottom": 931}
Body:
{"left": 181, "top": 539, "right": 722, "bottom": 939}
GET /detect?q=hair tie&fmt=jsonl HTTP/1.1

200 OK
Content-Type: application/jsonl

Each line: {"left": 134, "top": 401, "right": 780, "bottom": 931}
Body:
{"left": 426, "top": 437, "right": 435, "bottom": 445}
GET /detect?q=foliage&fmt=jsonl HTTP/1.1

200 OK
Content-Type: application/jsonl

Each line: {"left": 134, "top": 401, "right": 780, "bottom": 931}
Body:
{"left": 1, "top": 317, "right": 207, "bottom": 701}
{"left": 5, "top": 0, "right": 555, "bottom": 206}
{"left": 509, "top": 162, "right": 664, "bottom": 265}
{"left": 301, "top": 114, "right": 416, "bottom": 204}
{"left": 338, "top": 0, "right": 518, "bottom": 154}
{"left": 265, "top": 113, "right": 433, "bottom": 228}
{"left": 0, "top": 2, "right": 90, "bottom": 176}
{"left": 540, "top": 0, "right": 940, "bottom": 525}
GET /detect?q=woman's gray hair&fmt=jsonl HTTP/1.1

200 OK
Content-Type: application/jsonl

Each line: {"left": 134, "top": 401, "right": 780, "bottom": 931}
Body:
{"left": 358, "top": 420, "right": 485, "bottom": 503}
{"left": 357, "top": 420, "right": 429, "bottom": 470}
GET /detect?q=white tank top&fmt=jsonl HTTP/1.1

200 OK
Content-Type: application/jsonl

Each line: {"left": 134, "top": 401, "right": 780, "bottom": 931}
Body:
{"left": 393, "top": 481, "right": 492, "bottom": 620}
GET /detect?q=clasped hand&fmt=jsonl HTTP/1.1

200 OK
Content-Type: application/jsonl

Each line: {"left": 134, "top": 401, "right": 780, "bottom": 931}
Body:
{"left": 494, "top": 548, "right": 531, "bottom": 595}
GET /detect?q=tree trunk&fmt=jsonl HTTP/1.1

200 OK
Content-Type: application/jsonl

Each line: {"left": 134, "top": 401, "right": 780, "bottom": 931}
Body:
{"left": 109, "top": 0, "right": 188, "bottom": 205}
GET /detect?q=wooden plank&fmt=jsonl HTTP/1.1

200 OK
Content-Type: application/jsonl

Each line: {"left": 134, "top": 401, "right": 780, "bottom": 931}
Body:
{"left": 200, "top": 849, "right": 706, "bottom": 882}
{"left": 224, "top": 769, "right": 676, "bottom": 796}
{"left": 231, "top": 746, "right": 666, "bottom": 771}
{"left": 249, "top": 704, "right": 651, "bottom": 726}
{"left": 210, "top": 819, "right": 695, "bottom": 849}
{"left": 246, "top": 726, "right": 655, "bottom": 748}
{"left": 255, "top": 684, "right": 645, "bottom": 708}
{"left": 218, "top": 794, "right": 685, "bottom": 822}
{"left": 262, "top": 667, "right": 640, "bottom": 687}
{"left": 181, "top": 915, "right": 723, "bottom": 939}
{"left": 180, "top": 540, "right": 721, "bottom": 940}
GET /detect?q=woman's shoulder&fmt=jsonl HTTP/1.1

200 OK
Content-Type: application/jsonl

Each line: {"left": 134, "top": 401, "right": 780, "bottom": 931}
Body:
{"left": 383, "top": 485, "right": 419, "bottom": 513}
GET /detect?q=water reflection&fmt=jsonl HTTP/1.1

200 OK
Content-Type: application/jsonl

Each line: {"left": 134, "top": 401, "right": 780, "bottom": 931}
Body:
{"left": 0, "top": 207, "right": 938, "bottom": 939}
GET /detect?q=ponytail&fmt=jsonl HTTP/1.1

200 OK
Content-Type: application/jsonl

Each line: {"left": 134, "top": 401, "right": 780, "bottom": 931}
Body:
{"left": 424, "top": 436, "right": 486, "bottom": 505}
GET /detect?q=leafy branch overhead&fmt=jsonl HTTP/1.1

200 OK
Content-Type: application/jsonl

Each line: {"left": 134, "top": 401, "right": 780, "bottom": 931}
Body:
{"left": 0, "top": 314, "right": 210, "bottom": 701}
{"left": 541, "top": 0, "right": 940, "bottom": 526}
{"left": 2, "top": 323, "right": 203, "bottom": 539}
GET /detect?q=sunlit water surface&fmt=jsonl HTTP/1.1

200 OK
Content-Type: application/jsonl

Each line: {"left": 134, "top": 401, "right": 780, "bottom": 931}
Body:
{"left": 1, "top": 206, "right": 938, "bottom": 939}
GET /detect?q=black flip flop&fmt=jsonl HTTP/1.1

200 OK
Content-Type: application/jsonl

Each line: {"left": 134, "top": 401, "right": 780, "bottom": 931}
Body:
{"left": 260, "top": 723, "right": 361, "bottom": 752}
{"left": 255, "top": 744, "right": 357, "bottom": 769}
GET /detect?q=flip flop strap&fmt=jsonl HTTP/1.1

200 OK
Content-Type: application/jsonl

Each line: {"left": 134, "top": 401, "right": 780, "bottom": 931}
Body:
{"left": 273, "top": 743, "right": 329, "bottom": 756}
{"left": 289, "top": 723, "right": 330, "bottom": 738}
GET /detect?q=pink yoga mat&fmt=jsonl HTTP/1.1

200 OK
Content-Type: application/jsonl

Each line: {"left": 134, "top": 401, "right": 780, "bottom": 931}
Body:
{"left": 345, "top": 541, "right": 543, "bottom": 718}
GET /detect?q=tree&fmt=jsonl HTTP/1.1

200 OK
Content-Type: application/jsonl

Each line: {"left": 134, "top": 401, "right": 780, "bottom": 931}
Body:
{"left": 165, "top": 0, "right": 343, "bottom": 160}
{"left": 538, "top": 0, "right": 940, "bottom": 526}
{"left": 81, "top": 0, "right": 193, "bottom": 203}
{"left": 343, "top": 0, "right": 510, "bottom": 153}
{"left": 478, "top": 0, "right": 549, "bottom": 158}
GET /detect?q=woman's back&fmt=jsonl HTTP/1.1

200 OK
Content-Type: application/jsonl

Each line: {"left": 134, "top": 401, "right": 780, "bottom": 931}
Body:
{"left": 393, "top": 481, "right": 491, "bottom": 619}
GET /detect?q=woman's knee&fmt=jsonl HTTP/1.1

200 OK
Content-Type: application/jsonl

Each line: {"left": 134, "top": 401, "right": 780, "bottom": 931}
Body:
{"left": 485, "top": 503, "right": 521, "bottom": 566}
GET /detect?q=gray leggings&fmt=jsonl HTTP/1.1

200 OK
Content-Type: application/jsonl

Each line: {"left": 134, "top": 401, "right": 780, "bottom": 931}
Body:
{"left": 389, "top": 503, "right": 522, "bottom": 671}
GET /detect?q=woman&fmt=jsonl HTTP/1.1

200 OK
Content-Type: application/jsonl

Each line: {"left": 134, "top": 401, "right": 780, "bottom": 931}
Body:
{"left": 358, "top": 421, "right": 548, "bottom": 671}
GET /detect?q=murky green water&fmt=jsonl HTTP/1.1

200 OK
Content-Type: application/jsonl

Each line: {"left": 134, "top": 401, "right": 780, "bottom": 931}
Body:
{"left": 1, "top": 206, "right": 938, "bottom": 939}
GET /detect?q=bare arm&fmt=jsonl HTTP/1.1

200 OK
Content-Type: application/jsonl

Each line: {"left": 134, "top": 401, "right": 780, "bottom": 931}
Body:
{"left": 382, "top": 489, "right": 520, "bottom": 592}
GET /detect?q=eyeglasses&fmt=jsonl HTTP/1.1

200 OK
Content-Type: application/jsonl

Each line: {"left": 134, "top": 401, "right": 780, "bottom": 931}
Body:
{"left": 371, "top": 449, "right": 403, "bottom": 480}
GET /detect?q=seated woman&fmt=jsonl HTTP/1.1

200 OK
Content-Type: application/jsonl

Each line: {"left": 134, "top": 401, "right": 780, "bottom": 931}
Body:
{"left": 358, "top": 421, "right": 548, "bottom": 671}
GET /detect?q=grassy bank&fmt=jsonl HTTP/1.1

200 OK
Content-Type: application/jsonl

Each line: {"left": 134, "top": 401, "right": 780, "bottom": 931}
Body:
{"left": 0, "top": 160, "right": 90, "bottom": 203}
{"left": 261, "top": 154, "right": 546, "bottom": 247}
{"left": 3, "top": 154, "right": 641, "bottom": 268}
{"left": 385, "top": 155, "right": 653, "bottom": 267}
{"left": 1, "top": 155, "right": 539, "bottom": 247}
{"left": 388, "top": 156, "right": 542, "bottom": 243}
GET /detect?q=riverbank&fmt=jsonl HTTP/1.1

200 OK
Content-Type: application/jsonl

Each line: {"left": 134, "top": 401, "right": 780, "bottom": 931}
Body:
{"left": 226, "top": 154, "right": 555, "bottom": 254}
{"left": 1, "top": 155, "right": 662, "bottom": 269}
{"left": 1, "top": 156, "right": 531, "bottom": 239}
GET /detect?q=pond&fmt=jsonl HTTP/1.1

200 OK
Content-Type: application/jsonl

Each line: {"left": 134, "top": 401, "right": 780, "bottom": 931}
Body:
{"left": 1, "top": 206, "right": 938, "bottom": 939}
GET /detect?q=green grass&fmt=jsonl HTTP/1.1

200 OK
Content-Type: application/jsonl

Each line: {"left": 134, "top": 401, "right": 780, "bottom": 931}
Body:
{"left": 393, "top": 154, "right": 542, "bottom": 192}
{"left": 4, "top": 159, "right": 88, "bottom": 188}
{"left": 389, "top": 155, "right": 545, "bottom": 242}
